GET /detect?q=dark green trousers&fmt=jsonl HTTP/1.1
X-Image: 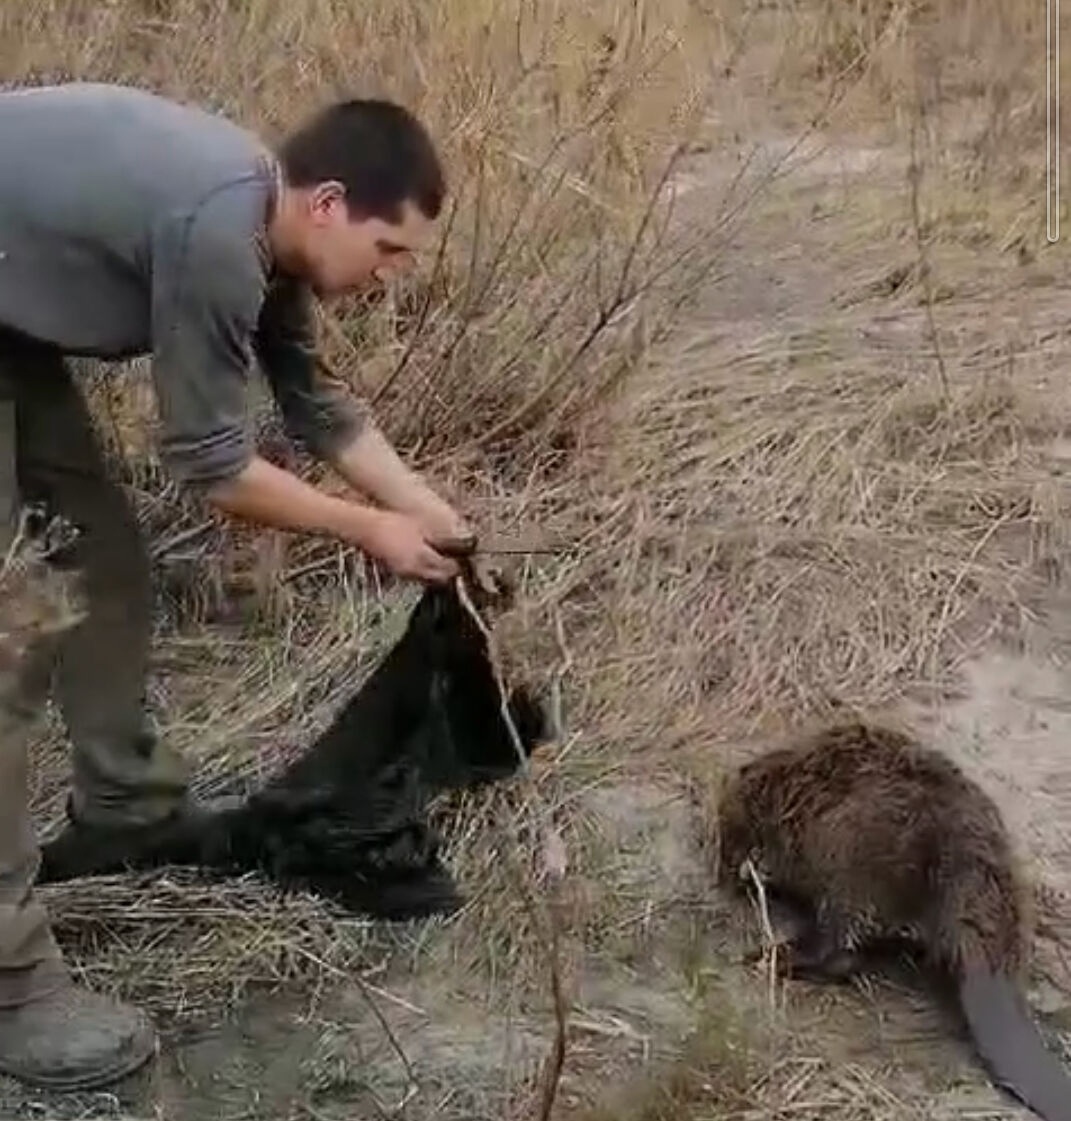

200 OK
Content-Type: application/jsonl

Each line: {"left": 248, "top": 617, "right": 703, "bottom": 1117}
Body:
{"left": 0, "top": 329, "right": 187, "bottom": 997}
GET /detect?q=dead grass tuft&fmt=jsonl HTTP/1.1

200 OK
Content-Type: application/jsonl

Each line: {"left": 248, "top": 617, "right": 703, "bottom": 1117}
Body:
{"left": 42, "top": 872, "right": 381, "bottom": 1024}
{"left": 569, "top": 977, "right": 954, "bottom": 1121}
{"left": 545, "top": 317, "right": 1068, "bottom": 749}
{"left": 573, "top": 998, "right": 760, "bottom": 1121}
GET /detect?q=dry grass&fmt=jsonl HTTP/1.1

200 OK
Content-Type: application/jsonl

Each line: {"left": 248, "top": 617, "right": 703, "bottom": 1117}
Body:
{"left": 572, "top": 1010, "right": 903, "bottom": 1121}
{"left": 43, "top": 872, "right": 381, "bottom": 1022}
{"left": 765, "top": 0, "right": 1065, "bottom": 247}
{"left": 5, "top": 0, "right": 1071, "bottom": 1115}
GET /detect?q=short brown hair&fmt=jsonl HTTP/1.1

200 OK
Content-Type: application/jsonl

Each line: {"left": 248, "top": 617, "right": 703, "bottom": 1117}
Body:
{"left": 279, "top": 98, "right": 445, "bottom": 223}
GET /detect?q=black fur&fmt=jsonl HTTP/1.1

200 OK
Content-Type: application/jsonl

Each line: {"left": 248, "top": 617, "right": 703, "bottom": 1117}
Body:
{"left": 38, "top": 583, "right": 550, "bottom": 919}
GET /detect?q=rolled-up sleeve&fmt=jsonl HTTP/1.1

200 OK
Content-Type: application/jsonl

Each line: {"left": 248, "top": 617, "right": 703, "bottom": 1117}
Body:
{"left": 149, "top": 206, "right": 264, "bottom": 487}
{"left": 254, "top": 276, "right": 366, "bottom": 464}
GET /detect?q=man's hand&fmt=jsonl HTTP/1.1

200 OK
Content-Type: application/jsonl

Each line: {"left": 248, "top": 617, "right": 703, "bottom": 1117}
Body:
{"left": 203, "top": 456, "right": 460, "bottom": 585}
{"left": 361, "top": 509, "right": 460, "bottom": 584}
{"left": 415, "top": 508, "right": 477, "bottom": 559}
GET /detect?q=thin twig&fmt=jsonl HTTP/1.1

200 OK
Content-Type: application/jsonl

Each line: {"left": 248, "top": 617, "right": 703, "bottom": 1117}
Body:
{"left": 907, "top": 92, "right": 950, "bottom": 399}
{"left": 549, "top": 607, "right": 574, "bottom": 744}
{"left": 452, "top": 576, "right": 571, "bottom": 1121}
{"left": 536, "top": 885, "right": 569, "bottom": 1121}
{"left": 150, "top": 520, "right": 216, "bottom": 561}
{"left": 290, "top": 943, "right": 419, "bottom": 1100}
{"left": 454, "top": 574, "right": 529, "bottom": 771}
{"left": 743, "top": 857, "right": 780, "bottom": 1008}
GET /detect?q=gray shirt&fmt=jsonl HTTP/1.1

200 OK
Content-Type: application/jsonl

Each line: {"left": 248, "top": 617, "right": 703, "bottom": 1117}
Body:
{"left": 0, "top": 82, "right": 364, "bottom": 485}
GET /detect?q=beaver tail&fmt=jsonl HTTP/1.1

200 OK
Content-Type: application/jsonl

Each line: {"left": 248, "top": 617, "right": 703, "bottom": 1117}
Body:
{"left": 958, "top": 969, "right": 1071, "bottom": 1121}
{"left": 933, "top": 818, "right": 1071, "bottom": 1120}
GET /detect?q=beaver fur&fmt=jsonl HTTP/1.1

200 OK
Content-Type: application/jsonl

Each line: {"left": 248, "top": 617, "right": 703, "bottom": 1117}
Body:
{"left": 716, "top": 720, "right": 1071, "bottom": 1121}
{"left": 38, "top": 579, "right": 549, "bottom": 920}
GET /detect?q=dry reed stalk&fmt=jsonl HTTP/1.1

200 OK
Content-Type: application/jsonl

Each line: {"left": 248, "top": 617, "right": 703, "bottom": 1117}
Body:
{"left": 452, "top": 575, "right": 572, "bottom": 1120}
{"left": 742, "top": 858, "right": 782, "bottom": 1011}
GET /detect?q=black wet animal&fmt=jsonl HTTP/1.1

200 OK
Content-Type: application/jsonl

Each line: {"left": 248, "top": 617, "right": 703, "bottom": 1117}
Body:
{"left": 716, "top": 720, "right": 1071, "bottom": 1121}
{"left": 38, "top": 579, "right": 549, "bottom": 920}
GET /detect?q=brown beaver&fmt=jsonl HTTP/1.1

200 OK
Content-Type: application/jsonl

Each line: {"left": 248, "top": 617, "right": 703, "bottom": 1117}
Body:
{"left": 715, "top": 720, "right": 1071, "bottom": 1121}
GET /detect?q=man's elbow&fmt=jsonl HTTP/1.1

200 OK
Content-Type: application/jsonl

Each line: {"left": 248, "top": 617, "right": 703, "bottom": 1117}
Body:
{"left": 284, "top": 402, "right": 368, "bottom": 467}
{"left": 201, "top": 464, "right": 254, "bottom": 510}
{"left": 159, "top": 434, "right": 256, "bottom": 504}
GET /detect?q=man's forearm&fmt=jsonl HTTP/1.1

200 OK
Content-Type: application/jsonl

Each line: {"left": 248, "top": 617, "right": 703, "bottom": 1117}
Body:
{"left": 205, "top": 454, "right": 382, "bottom": 545}
{"left": 202, "top": 454, "right": 464, "bottom": 585}
{"left": 329, "top": 422, "right": 467, "bottom": 535}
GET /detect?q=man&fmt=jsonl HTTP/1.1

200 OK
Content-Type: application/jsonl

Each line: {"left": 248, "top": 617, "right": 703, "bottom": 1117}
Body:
{"left": 0, "top": 82, "right": 475, "bottom": 1091}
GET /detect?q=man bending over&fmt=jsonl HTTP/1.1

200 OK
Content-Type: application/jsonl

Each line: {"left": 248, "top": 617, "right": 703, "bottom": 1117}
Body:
{"left": 0, "top": 82, "right": 472, "bottom": 1091}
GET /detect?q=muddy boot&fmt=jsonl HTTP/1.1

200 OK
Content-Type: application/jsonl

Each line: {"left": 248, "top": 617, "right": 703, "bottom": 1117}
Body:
{"left": 0, "top": 969, "right": 157, "bottom": 1091}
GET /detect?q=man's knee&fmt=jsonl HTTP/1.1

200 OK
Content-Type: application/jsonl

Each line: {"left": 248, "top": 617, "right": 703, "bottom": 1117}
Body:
{"left": 52, "top": 479, "right": 152, "bottom": 610}
{"left": 7, "top": 348, "right": 150, "bottom": 604}
{"left": 0, "top": 515, "right": 88, "bottom": 720}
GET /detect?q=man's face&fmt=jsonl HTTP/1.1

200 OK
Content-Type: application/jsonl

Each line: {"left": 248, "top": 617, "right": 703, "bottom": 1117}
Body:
{"left": 295, "top": 182, "right": 434, "bottom": 299}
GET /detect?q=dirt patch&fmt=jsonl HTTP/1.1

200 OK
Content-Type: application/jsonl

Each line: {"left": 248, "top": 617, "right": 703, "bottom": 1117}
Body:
{"left": 145, "top": 774, "right": 707, "bottom": 1121}
{"left": 904, "top": 628, "right": 1071, "bottom": 1022}
{"left": 155, "top": 983, "right": 547, "bottom": 1121}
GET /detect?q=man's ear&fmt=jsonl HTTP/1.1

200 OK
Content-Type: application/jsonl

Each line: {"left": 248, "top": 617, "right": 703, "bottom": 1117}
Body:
{"left": 308, "top": 179, "right": 347, "bottom": 226}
